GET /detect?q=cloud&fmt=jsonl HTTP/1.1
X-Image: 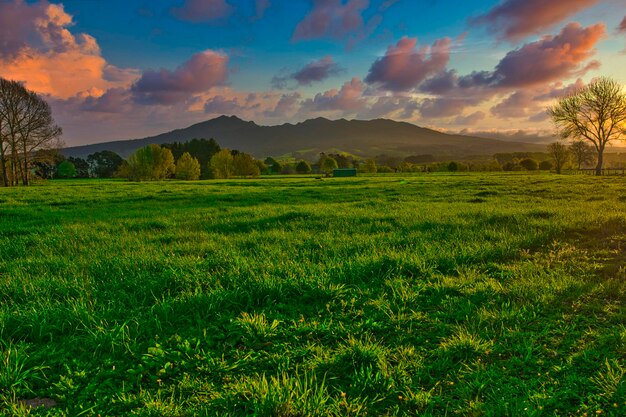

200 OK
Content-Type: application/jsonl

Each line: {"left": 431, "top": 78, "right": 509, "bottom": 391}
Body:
{"left": 254, "top": 0, "right": 271, "bottom": 20}
{"left": 490, "top": 23, "right": 604, "bottom": 88}
{"left": 437, "top": 23, "right": 604, "bottom": 92}
{"left": 454, "top": 111, "right": 486, "bottom": 126}
{"left": 0, "top": 0, "right": 138, "bottom": 98}
{"left": 292, "top": 0, "right": 377, "bottom": 44}
{"left": 170, "top": 0, "right": 233, "bottom": 22}
{"left": 264, "top": 93, "right": 301, "bottom": 117}
{"left": 620, "top": 16, "right": 626, "bottom": 33}
{"left": 365, "top": 36, "right": 451, "bottom": 92}
{"left": 204, "top": 95, "right": 248, "bottom": 114}
{"left": 271, "top": 56, "right": 343, "bottom": 89}
{"left": 473, "top": 0, "right": 600, "bottom": 41}
{"left": 491, "top": 79, "right": 587, "bottom": 120}
{"left": 80, "top": 88, "right": 133, "bottom": 113}
{"left": 131, "top": 50, "right": 229, "bottom": 105}
{"left": 419, "top": 97, "right": 479, "bottom": 119}
{"left": 299, "top": 77, "right": 367, "bottom": 113}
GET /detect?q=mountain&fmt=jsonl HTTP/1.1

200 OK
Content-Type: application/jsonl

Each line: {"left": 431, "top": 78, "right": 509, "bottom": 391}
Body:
{"left": 62, "top": 116, "right": 544, "bottom": 159}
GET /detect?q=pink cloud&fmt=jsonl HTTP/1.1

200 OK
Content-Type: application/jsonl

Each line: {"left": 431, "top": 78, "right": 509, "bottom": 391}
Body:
{"left": 365, "top": 36, "right": 451, "bottom": 92}
{"left": 131, "top": 50, "right": 229, "bottom": 105}
{"left": 272, "top": 56, "right": 343, "bottom": 89}
{"left": 620, "top": 16, "right": 626, "bottom": 33}
{"left": 300, "top": 77, "right": 367, "bottom": 113}
{"left": 491, "top": 23, "right": 605, "bottom": 87}
{"left": 170, "top": 0, "right": 233, "bottom": 22}
{"left": 474, "top": 0, "right": 600, "bottom": 41}
{"left": 264, "top": 93, "right": 301, "bottom": 118}
{"left": 292, "top": 0, "right": 374, "bottom": 42}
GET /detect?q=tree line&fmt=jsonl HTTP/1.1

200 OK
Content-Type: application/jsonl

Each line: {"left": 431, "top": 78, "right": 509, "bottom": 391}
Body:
{"left": 0, "top": 78, "right": 62, "bottom": 186}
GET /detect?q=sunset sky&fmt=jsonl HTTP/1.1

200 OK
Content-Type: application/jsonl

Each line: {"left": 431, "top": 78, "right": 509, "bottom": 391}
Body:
{"left": 1, "top": 0, "right": 625, "bottom": 146}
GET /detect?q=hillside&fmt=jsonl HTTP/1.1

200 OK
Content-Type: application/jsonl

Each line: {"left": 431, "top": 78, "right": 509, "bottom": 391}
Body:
{"left": 63, "top": 116, "right": 544, "bottom": 159}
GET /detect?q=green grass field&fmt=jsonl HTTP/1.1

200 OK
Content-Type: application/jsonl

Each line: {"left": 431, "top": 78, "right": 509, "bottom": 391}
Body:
{"left": 1, "top": 173, "right": 626, "bottom": 416}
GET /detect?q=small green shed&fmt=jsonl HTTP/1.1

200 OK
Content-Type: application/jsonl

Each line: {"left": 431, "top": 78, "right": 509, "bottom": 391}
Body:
{"left": 333, "top": 168, "right": 357, "bottom": 177}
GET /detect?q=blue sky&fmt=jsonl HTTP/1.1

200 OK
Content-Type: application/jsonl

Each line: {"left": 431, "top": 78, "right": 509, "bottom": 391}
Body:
{"left": 1, "top": 0, "right": 624, "bottom": 145}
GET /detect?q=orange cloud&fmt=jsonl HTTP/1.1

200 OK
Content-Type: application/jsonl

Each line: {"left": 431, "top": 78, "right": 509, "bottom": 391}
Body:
{"left": 0, "top": 1, "right": 138, "bottom": 98}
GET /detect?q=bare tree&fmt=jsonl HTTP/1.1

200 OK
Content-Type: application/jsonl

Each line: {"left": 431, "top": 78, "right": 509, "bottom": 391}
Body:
{"left": 569, "top": 140, "right": 595, "bottom": 170}
{"left": 549, "top": 77, "right": 626, "bottom": 176}
{"left": 547, "top": 142, "right": 569, "bottom": 174}
{"left": 0, "top": 78, "right": 62, "bottom": 186}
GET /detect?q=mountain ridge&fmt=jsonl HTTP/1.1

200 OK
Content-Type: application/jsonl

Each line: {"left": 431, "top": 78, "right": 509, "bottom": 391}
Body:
{"left": 62, "top": 115, "right": 545, "bottom": 159}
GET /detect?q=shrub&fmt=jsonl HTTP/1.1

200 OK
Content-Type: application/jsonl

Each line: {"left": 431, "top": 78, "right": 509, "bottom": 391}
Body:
{"left": 538, "top": 160, "right": 553, "bottom": 171}
{"left": 295, "top": 160, "right": 312, "bottom": 174}
{"left": 519, "top": 158, "right": 539, "bottom": 171}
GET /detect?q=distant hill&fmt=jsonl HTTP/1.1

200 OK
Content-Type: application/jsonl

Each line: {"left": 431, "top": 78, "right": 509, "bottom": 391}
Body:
{"left": 63, "top": 116, "right": 544, "bottom": 160}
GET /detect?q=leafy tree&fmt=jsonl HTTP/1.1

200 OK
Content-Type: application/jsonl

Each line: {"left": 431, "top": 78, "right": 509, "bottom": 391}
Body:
{"left": 360, "top": 159, "right": 377, "bottom": 173}
{"left": 0, "top": 78, "right": 62, "bottom": 186}
{"left": 549, "top": 77, "right": 626, "bottom": 175}
{"left": 321, "top": 156, "right": 338, "bottom": 175}
{"left": 296, "top": 160, "right": 312, "bottom": 174}
{"left": 57, "top": 160, "right": 76, "bottom": 178}
{"left": 210, "top": 149, "right": 234, "bottom": 179}
{"left": 256, "top": 159, "right": 268, "bottom": 174}
{"left": 163, "top": 138, "right": 220, "bottom": 179}
{"left": 87, "top": 150, "right": 124, "bottom": 178}
{"left": 569, "top": 140, "right": 595, "bottom": 170}
{"left": 547, "top": 142, "right": 569, "bottom": 174}
{"left": 271, "top": 161, "right": 283, "bottom": 174}
{"left": 175, "top": 152, "right": 201, "bottom": 180}
{"left": 264, "top": 157, "right": 278, "bottom": 166}
{"left": 32, "top": 148, "right": 64, "bottom": 179}
{"left": 519, "top": 158, "right": 538, "bottom": 171}
{"left": 447, "top": 161, "right": 459, "bottom": 172}
{"left": 397, "top": 161, "right": 413, "bottom": 172}
{"left": 126, "top": 144, "right": 175, "bottom": 181}
{"left": 68, "top": 157, "right": 90, "bottom": 178}
{"left": 538, "top": 160, "right": 553, "bottom": 171}
{"left": 233, "top": 153, "right": 260, "bottom": 177}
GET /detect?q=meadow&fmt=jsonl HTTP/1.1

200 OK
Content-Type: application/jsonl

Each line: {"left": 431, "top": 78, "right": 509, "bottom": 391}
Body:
{"left": 1, "top": 173, "right": 626, "bottom": 416}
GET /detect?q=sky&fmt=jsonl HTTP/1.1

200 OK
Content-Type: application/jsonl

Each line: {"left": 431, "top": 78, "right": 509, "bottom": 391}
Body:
{"left": 0, "top": 0, "right": 625, "bottom": 146}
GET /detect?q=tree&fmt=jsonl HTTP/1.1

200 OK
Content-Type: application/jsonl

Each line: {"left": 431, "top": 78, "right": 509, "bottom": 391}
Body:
{"left": 321, "top": 156, "right": 338, "bottom": 175}
{"left": 360, "top": 159, "right": 377, "bottom": 173}
{"left": 547, "top": 142, "right": 569, "bottom": 174}
{"left": 126, "top": 144, "right": 175, "bottom": 181}
{"left": 175, "top": 152, "right": 201, "bottom": 180}
{"left": 68, "top": 157, "right": 90, "bottom": 178}
{"left": 163, "top": 138, "right": 220, "bottom": 179}
{"left": 87, "top": 150, "right": 124, "bottom": 178}
{"left": 549, "top": 77, "right": 626, "bottom": 176}
{"left": 569, "top": 140, "right": 595, "bottom": 170}
{"left": 519, "top": 158, "right": 538, "bottom": 171}
{"left": 57, "top": 160, "right": 76, "bottom": 178}
{"left": 271, "top": 161, "right": 283, "bottom": 174}
{"left": 538, "top": 160, "right": 553, "bottom": 171}
{"left": 447, "top": 161, "right": 459, "bottom": 172}
{"left": 0, "top": 78, "right": 62, "bottom": 186}
{"left": 296, "top": 160, "right": 312, "bottom": 174}
{"left": 210, "top": 149, "right": 234, "bottom": 179}
{"left": 233, "top": 153, "right": 260, "bottom": 177}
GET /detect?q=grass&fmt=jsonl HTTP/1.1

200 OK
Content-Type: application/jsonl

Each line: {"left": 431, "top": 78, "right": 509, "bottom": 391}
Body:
{"left": 1, "top": 172, "right": 626, "bottom": 416}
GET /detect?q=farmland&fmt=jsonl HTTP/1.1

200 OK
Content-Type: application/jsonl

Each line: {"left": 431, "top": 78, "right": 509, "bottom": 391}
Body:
{"left": 1, "top": 173, "right": 626, "bottom": 416}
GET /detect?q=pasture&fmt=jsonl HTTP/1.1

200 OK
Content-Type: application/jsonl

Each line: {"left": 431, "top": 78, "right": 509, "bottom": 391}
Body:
{"left": 1, "top": 173, "right": 626, "bottom": 416}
